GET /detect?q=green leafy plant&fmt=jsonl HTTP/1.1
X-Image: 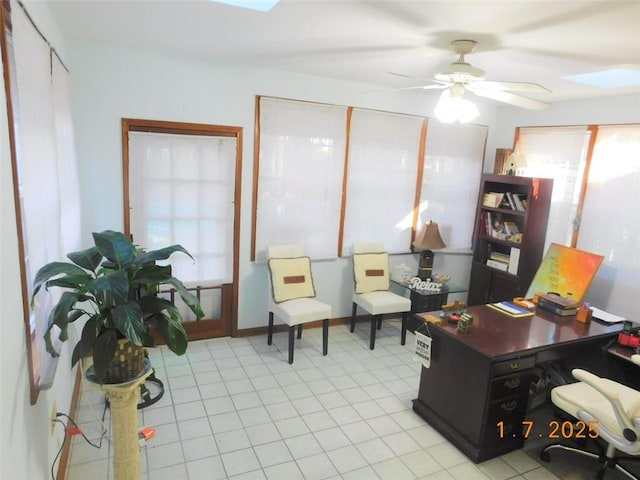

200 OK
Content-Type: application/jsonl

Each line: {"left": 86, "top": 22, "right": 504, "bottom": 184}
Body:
{"left": 32, "top": 230, "right": 204, "bottom": 382}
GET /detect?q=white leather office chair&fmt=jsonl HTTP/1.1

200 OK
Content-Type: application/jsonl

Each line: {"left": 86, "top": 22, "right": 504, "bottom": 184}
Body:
{"left": 541, "top": 355, "right": 640, "bottom": 479}
{"left": 350, "top": 242, "right": 411, "bottom": 350}
{"left": 267, "top": 244, "right": 331, "bottom": 364}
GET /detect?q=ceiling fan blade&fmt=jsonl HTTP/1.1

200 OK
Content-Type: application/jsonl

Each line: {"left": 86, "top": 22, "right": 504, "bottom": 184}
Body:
{"left": 475, "top": 80, "right": 551, "bottom": 93}
{"left": 468, "top": 86, "right": 551, "bottom": 110}
{"left": 362, "top": 83, "right": 448, "bottom": 94}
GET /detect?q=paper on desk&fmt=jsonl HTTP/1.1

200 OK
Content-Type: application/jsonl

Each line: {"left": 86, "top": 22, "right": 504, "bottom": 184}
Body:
{"left": 590, "top": 307, "right": 626, "bottom": 324}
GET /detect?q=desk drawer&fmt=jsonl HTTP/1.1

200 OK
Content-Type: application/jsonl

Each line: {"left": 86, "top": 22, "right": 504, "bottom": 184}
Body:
{"left": 484, "top": 394, "right": 529, "bottom": 445}
{"left": 490, "top": 372, "right": 533, "bottom": 399}
{"left": 492, "top": 356, "right": 535, "bottom": 377}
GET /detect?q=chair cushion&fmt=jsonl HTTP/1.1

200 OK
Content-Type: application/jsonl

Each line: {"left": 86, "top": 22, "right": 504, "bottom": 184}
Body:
{"left": 353, "top": 290, "right": 411, "bottom": 315}
{"left": 353, "top": 253, "right": 389, "bottom": 294}
{"left": 268, "top": 256, "right": 316, "bottom": 303}
{"left": 271, "top": 297, "right": 331, "bottom": 326}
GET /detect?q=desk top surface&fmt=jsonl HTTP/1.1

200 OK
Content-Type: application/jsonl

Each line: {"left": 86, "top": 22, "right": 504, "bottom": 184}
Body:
{"left": 427, "top": 305, "right": 626, "bottom": 360}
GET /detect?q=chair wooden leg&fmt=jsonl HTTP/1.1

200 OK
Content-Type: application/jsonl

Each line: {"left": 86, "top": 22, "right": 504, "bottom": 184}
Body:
{"left": 401, "top": 312, "right": 407, "bottom": 345}
{"left": 322, "top": 319, "right": 328, "bottom": 356}
{"left": 377, "top": 316, "right": 382, "bottom": 330}
{"left": 297, "top": 324, "right": 303, "bottom": 339}
{"left": 288, "top": 326, "right": 295, "bottom": 364}
{"left": 370, "top": 315, "right": 378, "bottom": 350}
{"left": 350, "top": 303, "right": 357, "bottom": 333}
{"left": 268, "top": 312, "right": 274, "bottom": 345}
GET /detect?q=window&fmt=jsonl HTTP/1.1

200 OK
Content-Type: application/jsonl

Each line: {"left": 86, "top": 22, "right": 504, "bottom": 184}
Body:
{"left": 128, "top": 131, "right": 236, "bottom": 283}
{"left": 342, "top": 109, "right": 424, "bottom": 255}
{"left": 577, "top": 125, "right": 640, "bottom": 318}
{"left": 253, "top": 96, "right": 487, "bottom": 260}
{"left": 515, "top": 126, "right": 592, "bottom": 250}
{"left": 420, "top": 122, "right": 487, "bottom": 249}
{"left": 2, "top": 2, "right": 82, "bottom": 402}
{"left": 254, "top": 97, "right": 347, "bottom": 261}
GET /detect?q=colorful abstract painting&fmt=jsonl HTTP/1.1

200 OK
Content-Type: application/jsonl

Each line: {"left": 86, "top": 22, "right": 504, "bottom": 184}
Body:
{"left": 525, "top": 243, "right": 604, "bottom": 302}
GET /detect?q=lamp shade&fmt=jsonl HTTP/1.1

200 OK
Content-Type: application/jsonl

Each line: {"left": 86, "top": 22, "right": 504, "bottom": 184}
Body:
{"left": 434, "top": 88, "right": 479, "bottom": 124}
{"left": 413, "top": 221, "right": 446, "bottom": 250}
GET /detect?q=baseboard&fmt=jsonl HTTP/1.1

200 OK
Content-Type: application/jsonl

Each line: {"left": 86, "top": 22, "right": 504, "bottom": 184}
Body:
{"left": 55, "top": 365, "right": 83, "bottom": 480}
{"left": 235, "top": 314, "right": 401, "bottom": 337}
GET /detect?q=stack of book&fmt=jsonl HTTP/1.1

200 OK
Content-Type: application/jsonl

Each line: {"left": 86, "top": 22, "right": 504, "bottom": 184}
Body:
{"left": 486, "top": 251, "right": 510, "bottom": 271}
{"left": 537, "top": 293, "right": 579, "bottom": 316}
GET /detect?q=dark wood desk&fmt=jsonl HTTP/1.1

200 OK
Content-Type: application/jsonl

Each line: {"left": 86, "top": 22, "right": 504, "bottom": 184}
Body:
{"left": 412, "top": 305, "right": 626, "bottom": 463}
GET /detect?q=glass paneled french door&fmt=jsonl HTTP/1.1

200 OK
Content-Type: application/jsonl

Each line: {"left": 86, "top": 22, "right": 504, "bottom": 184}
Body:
{"left": 123, "top": 119, "right": 242, "bottom": 339}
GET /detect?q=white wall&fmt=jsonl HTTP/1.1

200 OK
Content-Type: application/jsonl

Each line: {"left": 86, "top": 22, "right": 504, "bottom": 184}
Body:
{"left": 0, "top": 3, "right": 77, "bottom": 479}
{"left": 68, "top": 40, "right": 498, "bottom": 331}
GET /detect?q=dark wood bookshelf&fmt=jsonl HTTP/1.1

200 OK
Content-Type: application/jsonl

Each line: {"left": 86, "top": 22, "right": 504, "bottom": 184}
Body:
{"left": 468, "top": 174, "right": 553, "bottom": 306}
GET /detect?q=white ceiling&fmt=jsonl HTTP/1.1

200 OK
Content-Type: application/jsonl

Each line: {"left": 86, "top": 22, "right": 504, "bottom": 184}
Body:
{"left": 47, "top": 0, "right": 640, "bottom": 105}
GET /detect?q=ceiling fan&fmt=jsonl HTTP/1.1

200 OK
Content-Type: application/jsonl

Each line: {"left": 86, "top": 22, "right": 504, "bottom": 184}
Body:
{"left": 397, "top": 39, "right": 551, "bottom": 110}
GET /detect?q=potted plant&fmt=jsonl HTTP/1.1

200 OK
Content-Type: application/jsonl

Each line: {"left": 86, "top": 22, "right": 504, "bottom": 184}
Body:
{"left": 32, "top": 230, "right": 204, "bottom": 383}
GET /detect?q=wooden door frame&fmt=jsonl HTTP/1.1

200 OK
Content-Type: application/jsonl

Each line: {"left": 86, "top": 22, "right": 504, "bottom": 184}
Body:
{"left": 121, "top": 118, "right": 242, "bottom": 338}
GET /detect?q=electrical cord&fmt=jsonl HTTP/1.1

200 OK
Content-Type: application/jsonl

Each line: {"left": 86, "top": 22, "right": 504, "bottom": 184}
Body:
{"left": 50, "top": 410, "right": 109, "bottom": 480}
{"left": 50, "top": 419, "right": 67, "bottom": 480}
{"left": 55, "top": 412, "right": 104, "bottom": 449}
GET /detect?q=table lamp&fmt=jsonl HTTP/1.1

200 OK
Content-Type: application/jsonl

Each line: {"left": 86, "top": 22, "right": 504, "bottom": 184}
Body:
{"left": 413, "top": 221, "right": 446, "bottom": 280}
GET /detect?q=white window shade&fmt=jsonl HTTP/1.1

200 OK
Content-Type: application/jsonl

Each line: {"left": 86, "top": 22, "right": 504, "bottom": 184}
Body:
{"left": 420, "top": 122, "right": 487, "bottom": 249}
{"left": 577, "top": 125, "right": 640, "bottom": 319}
{"left": 12, "top": 4, "right": 82, "bottom": 394}
{"left": 255, "top": 97, "right": 347, "bottom": 261}
{"left": 343, "top": 109, "right": 423, "bottom": 255}
{"left": 516, "top": 126, "right": 591, "bottom": 250}
{"left": 128, "top": 132, "right": 236, "bottom": 284}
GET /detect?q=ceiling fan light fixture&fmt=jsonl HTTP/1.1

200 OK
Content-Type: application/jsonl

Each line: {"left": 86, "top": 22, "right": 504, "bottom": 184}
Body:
{"left": 434, "top": 88, "right": 479, "bottom": 124}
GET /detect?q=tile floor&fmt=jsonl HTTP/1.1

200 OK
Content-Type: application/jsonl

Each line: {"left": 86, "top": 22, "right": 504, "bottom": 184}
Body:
{"left": 67, "top": 320, "right": 572, "bottom": 480}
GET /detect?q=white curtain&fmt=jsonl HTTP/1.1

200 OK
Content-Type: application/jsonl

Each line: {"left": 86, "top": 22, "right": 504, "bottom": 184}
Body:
{"left": 128, "top": 131, "right": 236, "bottom": 284}
{"left": 420, "top": 122, "right": 487, "bottom": 249}
{"left": 256, "top": 97, "right": 347, "bottom": 261}
{"left": 343, "top": 108, "right": 423, "bottom": 255}
{"left": 12, "top": 3, "right": 82, "bottom": 389}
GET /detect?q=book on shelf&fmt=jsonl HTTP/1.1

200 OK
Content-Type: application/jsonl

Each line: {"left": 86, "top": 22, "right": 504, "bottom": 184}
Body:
{"left": 505, "top": 192, "right": 517, "bottom": 210}
{"left": 503, "top": 221, "right": 519, "bottom": 235}
{"left": 483, "top": 192, "right": 504, "bottom": 208}
{"left": 486, "top": 259, "right": 509, "bottom": 271}
{"left": 489, "top": 252, "right": 509, "bottom": 263}
{"left": 512, "top": 194, "right": 526, "bottom": 211}
{"left": 487, "top": 301, "right": 534, "bottom": 318}
{"left": 508, "top": 247, "right": 520, "bottom": 275}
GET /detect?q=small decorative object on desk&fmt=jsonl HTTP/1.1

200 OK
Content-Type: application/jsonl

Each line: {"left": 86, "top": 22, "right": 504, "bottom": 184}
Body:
{"left": 618, "top": 321, "right": 639, "bottom": 347}
{"left": 432, "top": 273, "right": 450, "bottom": 284}
{"left": 576, "top": 302, "right": 593, "bottom": 324}
{"left": 456, "top": 313, "right": 474, "bottom": 333}
{"left": 409, "top": 276, "right": 444, "bottom": 292}
{"left": 441, "top": 300, "right": 468, "bottom": 323}
{"left": 392, "top": 263, "right": 413, "bottom": 283}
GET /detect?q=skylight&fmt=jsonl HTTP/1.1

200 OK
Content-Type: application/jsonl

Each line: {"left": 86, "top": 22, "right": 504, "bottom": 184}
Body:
{"left": 208, "top": 0, "right": 280, "bottom": 12}
{"left": 565, "top": 67, "right": 640, "bottom": 89}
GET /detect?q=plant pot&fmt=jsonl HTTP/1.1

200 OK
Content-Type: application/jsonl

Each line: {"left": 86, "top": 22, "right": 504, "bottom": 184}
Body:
{"left": 102, "top": 339, "right": 145, "bottom": 384}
